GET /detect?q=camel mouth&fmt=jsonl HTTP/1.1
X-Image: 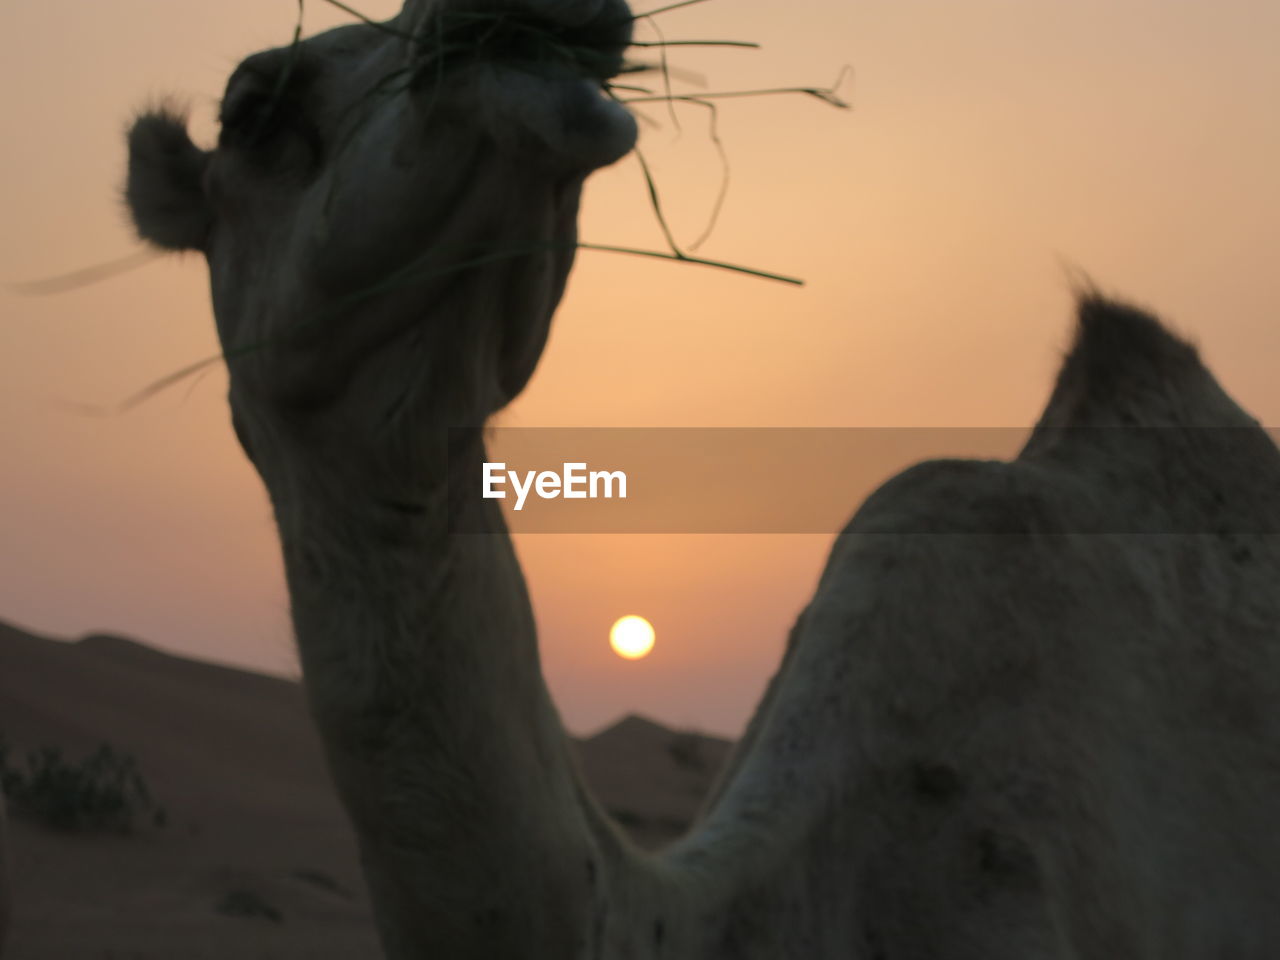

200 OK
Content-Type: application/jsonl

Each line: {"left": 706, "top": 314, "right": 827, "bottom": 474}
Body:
{"left": 423, "top": 6, "right": 633, "bottom": 83}
{"left": 406, "top": 3, "right": 639, "bottom": 170}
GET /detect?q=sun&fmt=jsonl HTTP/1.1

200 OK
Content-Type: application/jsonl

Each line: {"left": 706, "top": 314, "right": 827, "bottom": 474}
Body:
{"left": 609, "top": 615, "right": 655, "bottom": 660}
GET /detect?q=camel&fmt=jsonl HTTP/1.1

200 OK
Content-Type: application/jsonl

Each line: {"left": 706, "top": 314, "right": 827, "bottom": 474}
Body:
{"left": 124, "top": 0, "right": 1280, "bottom": 955}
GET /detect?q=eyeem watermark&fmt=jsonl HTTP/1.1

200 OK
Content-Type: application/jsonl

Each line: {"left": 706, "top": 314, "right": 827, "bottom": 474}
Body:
{"left": 450, "top": 428, "right": 1280, "bottom": 533}
{"left": 483, "top": 462, "right": 628, "bottom": 511}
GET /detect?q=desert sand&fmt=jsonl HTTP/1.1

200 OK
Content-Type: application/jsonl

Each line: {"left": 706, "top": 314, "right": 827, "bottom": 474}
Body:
{"left": 0, "top": 620, "right": 730, "bottom": 959}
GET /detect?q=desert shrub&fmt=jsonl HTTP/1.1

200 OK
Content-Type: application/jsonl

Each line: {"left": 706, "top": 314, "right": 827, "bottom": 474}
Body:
{"left": 0, "top": 737, "right": 166, "bottom": 834}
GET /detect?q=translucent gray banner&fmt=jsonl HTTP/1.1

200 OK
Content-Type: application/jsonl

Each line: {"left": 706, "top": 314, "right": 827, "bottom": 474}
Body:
{"left": 446, "top": 428, "right": 1280, "bottom": 534}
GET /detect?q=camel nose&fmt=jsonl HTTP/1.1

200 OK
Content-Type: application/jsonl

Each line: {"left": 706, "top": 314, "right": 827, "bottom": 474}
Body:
{"left": 399, "top": 0, "right": 619, "bottom": 30}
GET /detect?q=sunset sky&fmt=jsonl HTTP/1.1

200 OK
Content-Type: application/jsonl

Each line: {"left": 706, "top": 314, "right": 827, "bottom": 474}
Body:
{"left": 1, "top": 0, "right": 1277, "bottom": 737}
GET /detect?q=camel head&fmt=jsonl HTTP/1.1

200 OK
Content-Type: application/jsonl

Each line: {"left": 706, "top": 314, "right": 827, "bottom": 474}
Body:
{"left": 125, "top": 0, "right": 637, "bottom": 456}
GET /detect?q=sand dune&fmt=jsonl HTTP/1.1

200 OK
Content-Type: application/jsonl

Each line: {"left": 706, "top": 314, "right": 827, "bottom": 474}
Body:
{"left": 0, "top": 620, "right": 731, "bottom": 959}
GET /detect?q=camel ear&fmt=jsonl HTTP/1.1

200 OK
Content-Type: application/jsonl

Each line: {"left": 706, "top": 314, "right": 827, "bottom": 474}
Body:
{"left": 125, "top": 109, "right": 212, "bottom": 252}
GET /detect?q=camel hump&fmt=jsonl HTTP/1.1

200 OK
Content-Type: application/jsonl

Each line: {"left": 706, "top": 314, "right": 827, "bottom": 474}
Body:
{"left": 840, "top": 296, "right": 1280, "bottom": 538}
{"left": 1028, "top": 295, "right": 1257, "bottom": 434}
{"left": 1009, "top": 296, "right": 1280, "bottom": 534}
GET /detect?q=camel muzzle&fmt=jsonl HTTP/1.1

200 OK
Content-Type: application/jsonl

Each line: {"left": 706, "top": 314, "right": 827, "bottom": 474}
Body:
{"left": 399, "top": 0, "right": 634, "bottom": 81}
{"left": 401, "top": 0, "right": 622, "bottom": 30}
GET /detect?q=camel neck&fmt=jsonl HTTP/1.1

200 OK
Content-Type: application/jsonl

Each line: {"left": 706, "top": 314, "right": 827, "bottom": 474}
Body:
{"left": 258, "top": 427, "right": 611, "bottom": 957}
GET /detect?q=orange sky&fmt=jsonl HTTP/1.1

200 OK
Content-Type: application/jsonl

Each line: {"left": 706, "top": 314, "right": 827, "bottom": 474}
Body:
{"left": 1, "top": 0, "right": 1277, "bottom": 737}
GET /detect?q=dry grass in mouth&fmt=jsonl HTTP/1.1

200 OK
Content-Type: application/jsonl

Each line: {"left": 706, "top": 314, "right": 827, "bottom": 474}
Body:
{"left": 253, "top": 0, "right": 852, "bottom": 287}
{"left": 13, "top": 0, "right": 851, "bottom": 413}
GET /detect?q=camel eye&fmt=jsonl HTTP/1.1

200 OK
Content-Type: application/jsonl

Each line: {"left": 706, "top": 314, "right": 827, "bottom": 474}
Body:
{"left": 216, "top": 61, "right": 323, "bottom": 174}
{"left": 219, "top": 88, "right": 286, "bottom": 148}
